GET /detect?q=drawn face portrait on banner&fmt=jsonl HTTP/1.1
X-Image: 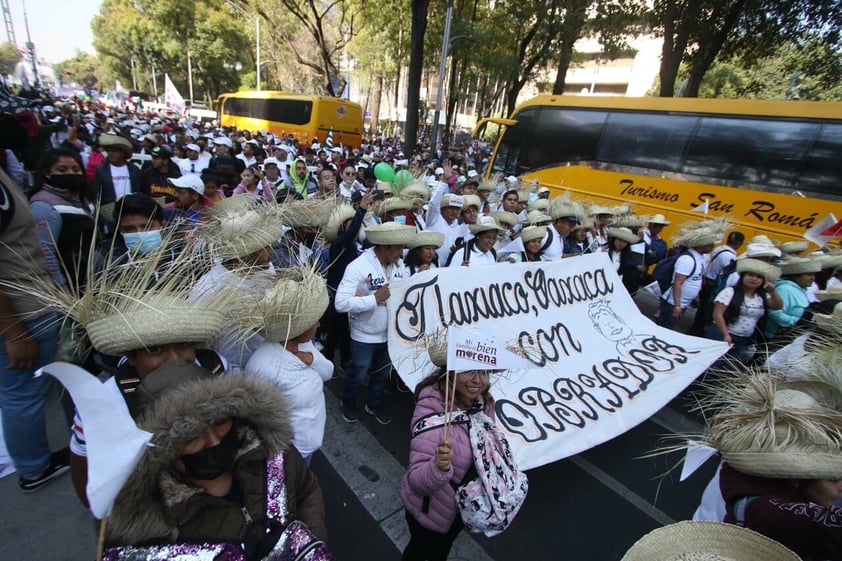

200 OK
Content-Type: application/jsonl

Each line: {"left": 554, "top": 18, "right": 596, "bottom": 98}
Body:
{"left": 387, "top": 254, "right": 728, "bottom": 470}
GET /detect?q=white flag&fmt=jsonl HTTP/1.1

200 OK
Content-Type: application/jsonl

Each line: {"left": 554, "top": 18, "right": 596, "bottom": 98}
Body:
{"left": 692, "top": 199, "right": 710, "bottom": 215}
{"left": 804, "top": 213, "right": 838, "bottom": 248}
{"left": 164, "top": 74, "right": 185, "bottom": 115}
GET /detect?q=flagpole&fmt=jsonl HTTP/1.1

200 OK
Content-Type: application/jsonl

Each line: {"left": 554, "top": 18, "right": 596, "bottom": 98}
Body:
{"left": 187, "top": 51, "right": 194, "bottom": 104}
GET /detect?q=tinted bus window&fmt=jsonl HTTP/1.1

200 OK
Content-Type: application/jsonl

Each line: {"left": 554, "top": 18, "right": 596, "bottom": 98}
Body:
{"left": 799, "top": 124, "right": 842, "bottom": 196}
{"left": 223, "top": 98, "right": 313, "bottom": 125}
{"left": 494, "top": 107, "right": 538, "bottom": 174}
{"left": 598, "top": 112, "right": 696, "bottom": 173}
{"left": 531, "top": 108, "right": 605, "bottom": 170}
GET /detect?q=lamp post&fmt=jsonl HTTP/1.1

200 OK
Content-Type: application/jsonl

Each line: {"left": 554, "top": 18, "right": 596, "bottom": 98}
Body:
{"left": 430, "top": 0, "right": 454, "bottom": 154}
{"left": 225, "top": 1, "right": 261, "bottom": 91}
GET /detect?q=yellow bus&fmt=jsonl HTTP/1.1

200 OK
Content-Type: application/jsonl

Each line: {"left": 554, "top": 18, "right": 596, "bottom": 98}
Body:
{"left": 476, "top": 95, "right": 842, "bottom": 243}
{"left": 217, "top": 91, "right": 364, "bottom": 148}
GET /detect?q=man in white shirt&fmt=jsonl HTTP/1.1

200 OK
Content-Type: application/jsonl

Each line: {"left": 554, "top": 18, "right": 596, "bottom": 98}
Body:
{"left": 445, "top": 215, "right": 502, "bottom": 266}
{"left": 334, "top": 222, "right": 414, "bottom": 425}
{"left": 92, "top": 133, "right": 142, "bottom": 206}
{"left": 237, "top": 139, "right": 258, "bottom": 167}
{"left": 175, "top": 143, "right": 211, "bottom": 176}
{"left": 688, "top": 231, "right": 744, "bottom": 335}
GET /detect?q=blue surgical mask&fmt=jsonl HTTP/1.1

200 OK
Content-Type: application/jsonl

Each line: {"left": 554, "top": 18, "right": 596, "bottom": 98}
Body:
{"left": 122, "top": 229, "right": 163, "bottom": 254}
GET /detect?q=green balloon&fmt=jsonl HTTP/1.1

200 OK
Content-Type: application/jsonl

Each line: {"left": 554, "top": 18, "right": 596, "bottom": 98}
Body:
{"left": 374, "top": 162, "right": 396, "bottom": 183}
{"left": 394, "top": 169, "right": 413, "bottom": 188}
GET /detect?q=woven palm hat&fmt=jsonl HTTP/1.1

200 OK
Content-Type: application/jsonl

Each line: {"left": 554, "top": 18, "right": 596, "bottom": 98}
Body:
{"left": 607, "top": 227, "right": 640, "bottom": 245}
{"left": 573, "top": 217, "right": 595, "bottom": 232}
{"left": 407, "top": 231, "right": 445, "bottom": 250}
{"left": 589, "top": 204, "right": 615, "bottom": 217}
{"left": 99, "top": 133, "right": 134, "bottom": 156}
{"left": 86, "top": 295, "right": 225, "bottom": 356}
{"left": 490, "top": 211, "right": 520, "bottom": 228}
{"left": 477, "top": 179, "right": 496, "bottom": 193}
{"left": 610, "top": 213, "right": 649, "bottom": 229}
{"left": 779, "top": 257, "right": 821, "bottom": 276}
{"left": 527, "top": 199, "right": 549, "bottom": 213}
{"left": 376, "top": 197, "right": 413, "bottom": 217}
{"left": 364, "top": 222, "right": 416, "bottom": 245}
{"left": 621, "top": 521, "right": 800, "bottom": 561}
{"left": 739, "top": 242, "right": 781, "bottom": 259}
{"left": 672, "top": 218, "right": 728, "bottom": 248}
{"left": 780, "top": 241, "right": 809, "bottom": 255}
{"left": 206, "top": 194, "right": 257, "bottom": 218}
{"left": 421, "top": 329, "right": 448, "bottom": 368}
{"left": 282, "top": 197, "right": 337, "bottom": 228}
{"left": 253, "top": 265, "right": 329, "bottom": 342}
{"left": 528, "top": 210, "right": 553, "bottom": 226}
{"left": 548, "top": 193, "right": 584, "bottom": 222}
{"left": 736, "top": 258, "right": 781, "bottom": 282}
{"left": 816, "top": 254, "right": 842, "bottom": 271}
{"left": 705, "top": 375, "right": 842, "bottom": 479}
{"left": 751, "top": 235, "right": 779, "bottom": 247}
{"left": 815, "top": 284, "right": 842, "bottom": 302}
{"left": 520, "top": 225, "right": 547, "bottom": 243}
{"left": 377, "top": 182, "right": 394, "bottom": 195}
{"left": 399, "top": 181, "right": 430, "bottom": 203}
{"left": 460, "top": 194, "right": 481, "bottom": 210}
{"left": 323, "top": 204, "right": 356, "bottom": 243}
{"left": 440, "top": 194, "right": 464, "bottom": 209}
{"left": 516, "top": 189, "right": 531, "bottom": 203}
{"left": 649, "top": 214, "right": 671, "bottom": 225}
{"left": 204, "top": 207, "right": 283, "bottom": 261}
{"left": 815, "top": 302, "right": 842, "bottom": 331}
{"left": 469, "top": 215, "right": 505, "bottom": 235}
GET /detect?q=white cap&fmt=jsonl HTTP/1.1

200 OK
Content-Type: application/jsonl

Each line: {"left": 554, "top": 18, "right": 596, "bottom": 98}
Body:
{"left": 213, "top": 137, "right": 233, "bottom": 147}
{"left": 394, "top": 159, "right": 409, "bottom": 166}
{"left": 168, "top": 175, "right": 205, "bottom": 195}
{"left": 185, "top": 143, "right": 200, "bottom": 152}
{"left": 262, "top": 157, "right": 281, "bottom": 167}
{"left": 506, "top": 175, "right": 518, "bottom": 184}
{"left": 435, "top": 167, "right": 444, "bottom": 175}
{"left": 244, "top": 139, "right": 259, "bottom": 146}
{"left": 467, "top": 170, "right": 479, "bottom": 178}
{"left": 331, "top": 146, "right": 343, "bottom": 154}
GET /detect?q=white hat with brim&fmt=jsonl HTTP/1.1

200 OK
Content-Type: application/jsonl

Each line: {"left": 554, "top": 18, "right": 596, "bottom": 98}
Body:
{"left": 528, "top": 210, "right": 553, "bottom": 226}
{"left": 607, "top": 227, "right": 639, "bottom": 245}
{"left": 377, "top": 197, "right": 413, "bottom": 217}
{"left": 736, "top": 258, "right": 780, "bottom": 282}
{"left": 815, "top": 303, "right": 842, "bottom": 331}
{"left": 207, "top": 208, "right": 283, "bottom": 261}
{"left": 168, "top": 175, "right": 205, "bottom": 195}
{"left": 99, "top": 134, "right": 133, "bottom": 156}
{"left": 815, "top": 284, "right": 842, "bottom": 302}
{"left": 779, "top": 257, "right": 822, "bottom": 276}
{"left": 324, "top": 205, "right": 356, "bottom": 243}
{"left": 672, "top": 219, "right": 728, "bottom": 248}
{"left": 648, "top": 214, "right": 671, "bottom": 225}
{"left": 440, "top": 194, "right": 464, "bottom": 209}
{"left": 86, "top": 296, "right": 225, "bottom": 356}
{"left": 490, "top": 211, "right": 519, "bottom": 228}
{"left": 548, "top": 195, "right": 583, "bottom": 223}
{"left": 469, "top": 215, "right": 505, "bottom": 235}
{"left": 399, "top": 182, "right": 430, "bottom": 203}
{"left": 407, "top": 231, "right": 445, "bottom": 250}
{"left": 621, "top": 521, "right": 800, "bottom": 561}
{"left": 589, "top": 204, "right": 615, "bottom": 217}
{"left": 257, "top": 268, "right": 329, "bottom": 342}
{"left": 460, "top": 194, "right": 481, "bottom": 210}
{"left": 527, "top": 199, "right": 549, "bottom": 213}
{"left": 780, "top": 241, "right": 809, "bottom": 255}
{"left": 751, "top": 235, "right": 778, "bottom": 247}
{"left": 206, "top": 194, "right": 257, "bottom": 218}
{"left": 364, "top": 222, "right": 416, "bottom": 245}
{"left": 739, "top": 242, "right": 782, "bottom": 259}
{"left": 477, "top": 180, "right": 495, "bottom": 193}
{"left": 185, "top": 143, "right": 201, "bottom": 152}
{"left": 816, "top": 254, "right": 842, "bottom": 271}
{"left": 520, "top": 225, "right": 547, "bottom": 243}
{"left": 262, "top": 157, "right": 281, "bottom": 167}
{"left": 212, "top": 137, "right": 233, "bottom": 148}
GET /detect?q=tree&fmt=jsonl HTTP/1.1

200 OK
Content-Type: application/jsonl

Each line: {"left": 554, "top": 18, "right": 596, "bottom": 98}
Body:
{"left": 0, "top": 41, "right": 22, "bottom": 77}
{"left": 55, "top": 51, "right": 104, "bottom": 89}
{"left": 405, "top": 0, "right": 431, "bottom": 156}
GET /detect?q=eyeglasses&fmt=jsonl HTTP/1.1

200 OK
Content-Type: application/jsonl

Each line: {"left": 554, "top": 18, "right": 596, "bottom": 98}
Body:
{"left": 457, "top": 371, "right": 490, "bottom": 380}
{"left": 343, "top": 171, "right": 355, "bottom": 176}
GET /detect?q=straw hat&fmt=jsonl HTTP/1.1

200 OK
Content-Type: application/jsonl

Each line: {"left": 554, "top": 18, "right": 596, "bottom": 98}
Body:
{"left": 407, "top": 231, "right": 445, "bottom": 250}
{"left": 606, "top": 227, "right": 640, "bottom": 245}
{"left": 377, "top": 197, "right": 412, "bottom": 217}
{"left": 516, "top": 189, "right": 531, "bottom": 203}
{"left": 672, "top": 218, "right": 729, "bottom": 248}
{"left": 527, "top": 210, "right": 553, "bottom": 226}
{"left": 621, "top": 521, "right": 800, "bottom": 561}
{"left": 469, "top": 215, "right": 505, "bottom": 235}
{"left": 520, "top": 225, "right": 547, "bottom": 243}
{"left": 86, "top": 295, "right": 225, "bottom": 356}
{"left": 589, "top": 204, "right": 615, "bottom": 217}
{"left": 282, "top": 197, "right": 337, "bottom": 228}
{"left": 548, "top": 193, "right": 584, "bottom": 222}
{"left": 649, "top": 214, "right": 671, "bottom": 225}
{"left": 527, "top": 199, "right": 549, "bottom": 213}
{"left": 704, "top": 375, "right": 842, "bottom": 479}
{"left": 738, "top": 242, "right": 781, "bottom": 260}
{"left": 573, "top": 217, "right": 595, "bottom": 232}
{"left": 735, "top": 258, "right": 780, "bottom": 282}
{"left": 440, "top": 194, "right": 464, "bottom": 209}
{"left": 751, "top": 235, "right": 780, "bottom": 247}
{"left": 323, "top": 205, "right": 356, "bottom": 243}
{"left": 421, "top": 329, "right": 448, "bottom": 368}
{"left": 364, "top": 222, "right": 416, "bottom": 245}
{"left": 779, "top": 257, "right": 821, "bottom": 276}
{"left": 252, "top": 265, "right": 329, "bottom": 342}
{"left": 780, "top": 241, "right": 809, "bottom": 255}
{"left": 461, "top": 194, "right": 481, "bottom": 210}
{"left": 610, "top": 213, "right": 649, "bottom": 229}
{"left": 815, "top": 284, "right": 842, "bottom": 302}
{"left": 816, "top": 254, "right": 842, "bottom": 271}
{"left": 206, "top": 194, "right": 257, "bottom": 218}
{"left": 203, "top": 207, "right": 283, "bottom": 261}
{"left": 490, "top": 211, "right": 520, "bottom": 228}
{"left": 477, "top": 179, "right": 496, "bottom": 193}
{"left": 815, "top": 302, "right": 842, "bottom": 331}
{"left": 99, "top": 133, "right": 133, "bottom": 156}
{"left": 399, "top": 181, "right": 430, "bottom": 203}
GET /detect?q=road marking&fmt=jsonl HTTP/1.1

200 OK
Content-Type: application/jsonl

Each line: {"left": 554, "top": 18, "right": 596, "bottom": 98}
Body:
{"left": 320, "top": 390, "right": 494, "bottom": 561}
{"left": 570, "top": 455, "right": 676, "bottom": 526}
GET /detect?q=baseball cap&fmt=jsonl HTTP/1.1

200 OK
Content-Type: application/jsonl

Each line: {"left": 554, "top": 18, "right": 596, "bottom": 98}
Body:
{"left": 212, "top": 137, "right": 233, "bottom": 148}
{"left": 150, "top": 146, "right": 171, "bottom": 159}
{"left": 168, "top": 175, "right": 205, "bottom": 195}
{"left": 185, "top": 143, "right": 201, "bottom": 152}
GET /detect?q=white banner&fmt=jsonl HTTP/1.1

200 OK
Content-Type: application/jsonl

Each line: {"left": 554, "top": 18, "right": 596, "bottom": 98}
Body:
{"left": 387, "top": 254, "right": 728, "bottom": 470}
{"left": 164, "top": 73, "right": 186, "bottom": 115}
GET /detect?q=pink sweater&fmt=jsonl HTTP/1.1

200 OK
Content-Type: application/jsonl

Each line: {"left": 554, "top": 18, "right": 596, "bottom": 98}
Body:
{"left": 400, "top": 384, "right": 495, "bottom": 533}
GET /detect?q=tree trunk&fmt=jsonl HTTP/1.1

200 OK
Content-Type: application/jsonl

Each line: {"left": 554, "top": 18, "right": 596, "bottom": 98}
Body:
{"left": 405, "top": 0, "right": 430, "bottom": 157}
{"left": 370, "top": 75, "right": 383, "bottom": 136}
{"left": 552, "top": 0, "right": 589, "bottom": 95}
{"left": 684, "top": 0, "right": 747, "bottom": 97}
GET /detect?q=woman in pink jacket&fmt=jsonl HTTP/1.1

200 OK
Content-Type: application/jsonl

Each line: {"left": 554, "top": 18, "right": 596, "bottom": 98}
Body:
{"left": 400, "top": 369, "right": 494, "bottom": 561}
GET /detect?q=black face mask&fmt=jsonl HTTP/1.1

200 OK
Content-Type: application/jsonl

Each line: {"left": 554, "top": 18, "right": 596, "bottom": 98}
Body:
{"left": 179, "top": 424, "right": 239, "bottom": 480}
{"left": 46, "top": 173, "right": 87, "bottom": 192}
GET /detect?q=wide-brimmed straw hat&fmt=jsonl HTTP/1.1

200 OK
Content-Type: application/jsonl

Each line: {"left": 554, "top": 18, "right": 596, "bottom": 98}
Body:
{"left": 252, "top": 265, "right": 328, "bottom": 342}
{"left": 460, "top": 194, "right": 481, "bottom": 210}
{"left": 520, "top": 225, "right": 547, "bottom": 243}
{"left": 815, "top": 302, "right": 842, "bottom": 331}
{"left": 86, "top": 295, "right": 225, "bottom": 356}
{"left": 704, "top": 375, "right": 842, "bottom": 479}
{"left": 376, "top": 197, "right": 412, "bottom": 217}
{"left": 815, "top": 284, "right": 842, "bottom": 302}
{"left": 736, "top": 258, "right": 780, "bottom": 282}
{"left": 780, "top": 241, "right": 809, "bottom": 255}
{"left": 779, "top": 257, "right": 821, "bottom": 276}
{"left": 477, "top": 179, "right": 496, "bottom": 193}
{"left": 527, "top": 210, "right": 553, "bottom": 226}
{"left": 527, "top": 199, "right": 549, "bottom": 213}
{"left": 649, "top": 214, "right": 671, "bottom": 225}
{"left": 751, "top": 235, "right": 779, "bottom": 247}
{"left": 440, "top": 194, "right": 463, "bottom": 209}
{"left": 621, "top": 521, "right": 800, "bottom": 561}
{"left": 99, "top": 134, "right": 133, "bottom": 156}
{"left": 469, "top": 215, "right": 505, "bottom": 235}
{"left": 607, "top": 227, "right": 639, "bottom": 245}
{"left": 206, "top": 194, "right": 257, "bottom": 218}
{"left": 589, "top": 204, "right": 615, "bottom": 217}
{"left": 816, "top": 254, "right": 842, "bottom": 271}
{"left": 610, "top": 213, "right": 649, "bottom": 229}
{"left": 399, "top": 181, "right": 430, "bottom": 203}
{"left": 548, "top": 193, "right": 584, "bottom": 222}
{"left": 282, "top": 197, "right": 337, "bottom": 228}
{"left": 738, "top": 242, "right": 781, "bottom": 260}
{"left": 204, "top": 206, "right": 283, "bottom": 261}
{"left": 364, "top": 222, "right": 416, "bottom": 245}
{"left": 672, "top": 218, "right": 729, "bottom": 248}
{"left": 490, "top": 211, "right": 519, "bottom": 228}
{"left": 407, "top": 231, "right": 445, "bottom": 250}
{"left": 324, "top": 205, "right": 356, "bottom": 243}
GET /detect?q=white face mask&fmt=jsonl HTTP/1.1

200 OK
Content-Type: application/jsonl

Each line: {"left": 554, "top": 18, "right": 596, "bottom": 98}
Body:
{"left": 122, "top": 229, "right": 163, "bottom": 254}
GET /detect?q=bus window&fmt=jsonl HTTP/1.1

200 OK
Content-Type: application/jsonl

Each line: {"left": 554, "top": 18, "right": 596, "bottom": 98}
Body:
{"left": 598, "top": 112, "right": 696, "bottom": 173}
{"left": 532, "top": 108, "right": 605, "bottom": 170}
{"left": 495, "top": 107, "right": 538, "bottom": 174}
{"left": 223, "top": 98, "right": 312, "bottom": 125}
{"left": 799, "top": 123, "right": 842, "bottom": 197}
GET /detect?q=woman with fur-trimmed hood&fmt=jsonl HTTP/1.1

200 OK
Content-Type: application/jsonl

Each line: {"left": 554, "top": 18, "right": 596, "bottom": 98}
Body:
{"left": 102, "top": 362, "right": 328, "bottom": 558}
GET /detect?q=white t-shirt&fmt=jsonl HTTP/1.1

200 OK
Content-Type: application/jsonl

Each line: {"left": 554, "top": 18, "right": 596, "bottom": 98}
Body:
{"left": 664, "top": 249, "right": 706, "bottom": 308}
{"left": 713, "top": 287, "right": 765, "bottom": 337}
{"left": 704, "top": 246, "right": 736, "bottom": 280}
{"left": 828, "top": 277, "right": 842, "bottom": 289}
{"left": 110, "top": 164, "right": 131, "bottom": 199}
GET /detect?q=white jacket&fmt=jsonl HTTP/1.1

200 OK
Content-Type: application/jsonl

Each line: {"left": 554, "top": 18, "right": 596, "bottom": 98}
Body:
{"left": 335, "top": 247, "right": 409, "bottom": 343}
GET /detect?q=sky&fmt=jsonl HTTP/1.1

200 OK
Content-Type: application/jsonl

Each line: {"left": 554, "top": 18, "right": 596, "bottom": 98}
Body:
{"left": 8, "top": 0, "right": 99, "bottom": 63}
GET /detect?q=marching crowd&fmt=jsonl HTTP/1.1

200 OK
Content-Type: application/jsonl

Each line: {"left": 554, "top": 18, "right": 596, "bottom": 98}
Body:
{"left": 2, "top": 97, "right": 842, "bottom": 561}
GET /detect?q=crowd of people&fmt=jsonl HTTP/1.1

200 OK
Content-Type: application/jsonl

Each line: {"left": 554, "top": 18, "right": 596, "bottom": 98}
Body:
{"left": 1, "top": 95, "right": 842, "bottom": 560}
